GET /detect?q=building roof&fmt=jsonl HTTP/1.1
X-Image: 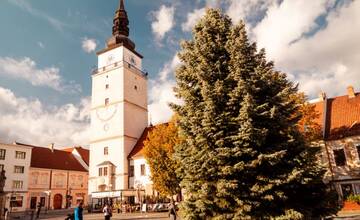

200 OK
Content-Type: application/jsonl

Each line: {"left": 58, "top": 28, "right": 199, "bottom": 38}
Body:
{"left": 63, "top": 147, "right": 90, "bottom": 165}
{"left": 16, "top": 143, "right": 88, "bottom": 172}
{"left": 128, "top": 123, "right": 170, "bottom": 159}
{"left": 314, "top": 90, "right": 360, "bottom": 140}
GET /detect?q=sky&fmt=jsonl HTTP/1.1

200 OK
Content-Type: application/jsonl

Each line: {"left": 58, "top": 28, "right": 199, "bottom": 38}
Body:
{"left": 0, "top": 0, "right": 358, "bottom": 147}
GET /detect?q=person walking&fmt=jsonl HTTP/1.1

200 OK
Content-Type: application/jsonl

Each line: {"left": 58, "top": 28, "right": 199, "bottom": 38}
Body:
{"left": 36, "top": 202, "right": 42, "bottom": 219}
{"left": 103, "top": 203, "right": 112, "bottom": 220}
{"left": 74, "top": 202, "right": 83, "bottom": 220}
{"left": 168, "top": 200, "right": 177, "bottom": 220}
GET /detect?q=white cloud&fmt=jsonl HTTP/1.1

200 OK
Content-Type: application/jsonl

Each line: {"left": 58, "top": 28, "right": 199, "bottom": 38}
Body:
{"left": 182, "top": 8, "right": 206, "bottom": 32}
{"left": 248, "top": 0, "right": 360, "bottom": 97}
{"left": 0, "top": 87, "right": 90, "bottom": 147}
{"left": 37, "top": 41, "right": 45, "bottom": 49}
{"left": 0, "top": 57, "right": 81, "bottom": 93}
{"left": 226, "top": 0, "right": 277, "bottom": 25}
{"left": 8, "top": 0, "right": 66, "bottom": 31}
{"left": 81, "top": 37, "right": 97, "bottom": 53}
{"left": 151, "top": 5, "right": 175, "bottom": 41}
{"left": 148, "top": 54, "right": 181, "bottom": 124}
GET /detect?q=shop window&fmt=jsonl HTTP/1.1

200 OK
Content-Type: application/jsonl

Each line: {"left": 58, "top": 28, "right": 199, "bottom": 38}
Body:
{"left": 140, "top": 164, "right": 146, "bottom": 176}
{"left": 10, "top": 196, "right": 23, "bottom": 208}
{"left": 0, "top": 149, "right": 5, "bottom": 160}
{"left": 15, "top": 151, "right": 26, "bottom": 159}
{"left": 341, "top": 184, "right": 354, "bottom": 199}
{"left": 333, "top": 149, "right": 346, "bottom": 166}
{"left": 129, "top": 165, "right": 134, "bottom": 177}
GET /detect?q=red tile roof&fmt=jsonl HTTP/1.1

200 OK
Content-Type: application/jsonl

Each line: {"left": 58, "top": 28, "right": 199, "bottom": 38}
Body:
{"left": 74, "top": 147, "right": 89, "bottom": 165}
{"left": 314, "top": 93, "right": 360, "bottom": 140}
{"left": 16, "top": 143, "right": 88, "bottom": 172}
{"left": 128, "top": 123, "right": 168, "bottom": 159}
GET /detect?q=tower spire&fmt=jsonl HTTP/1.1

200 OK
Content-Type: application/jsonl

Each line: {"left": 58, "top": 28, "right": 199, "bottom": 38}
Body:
{"left": 119, "top": 0, "right": 125, "bottom": 10}
{"left": 107, "top": 0, "right": 135, "bottom": 50}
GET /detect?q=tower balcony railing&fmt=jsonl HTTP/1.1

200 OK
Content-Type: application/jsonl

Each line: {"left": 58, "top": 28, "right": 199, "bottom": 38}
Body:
{"left": 91, "top": 60, "right": 148, "bottom": 77}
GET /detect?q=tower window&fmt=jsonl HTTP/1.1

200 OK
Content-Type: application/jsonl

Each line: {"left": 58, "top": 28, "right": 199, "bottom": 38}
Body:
{"left": 134, "top": 85, "right": 138, "bottom": 90}
{"left": 105, "top": 98, "right": 109, "bottom": 106}
{"left": 98, "top": 168, "right": 102, "bottom": 176}
{"left": 104, "top": 147, "right": 108, "bottom": 155}
{"left": 103, "top": 167, "right": 108, "bottom": 176}
{"left": 105, "top": 84, "right": 109, "bottom": 89}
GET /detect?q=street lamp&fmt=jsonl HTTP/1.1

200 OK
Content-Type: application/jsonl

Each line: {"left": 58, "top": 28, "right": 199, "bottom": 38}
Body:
{"left": 45, "top": 190, "right": 51, "bottom": 213}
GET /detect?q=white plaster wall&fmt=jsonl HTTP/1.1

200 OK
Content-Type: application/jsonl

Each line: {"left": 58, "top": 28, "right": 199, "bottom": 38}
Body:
{"left": 132, "top": 157, "right": 152, "bottom": 189}
{"left": 0, "top": 144, "right": 32, "bottom": 211}
{"left": 98, "top": 47, "right": 123, "bottom": 69}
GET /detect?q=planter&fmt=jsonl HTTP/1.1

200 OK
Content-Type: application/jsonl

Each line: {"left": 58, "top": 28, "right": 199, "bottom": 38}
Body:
{"left": 342, "top": 201, "right": 360, "bottom": 211}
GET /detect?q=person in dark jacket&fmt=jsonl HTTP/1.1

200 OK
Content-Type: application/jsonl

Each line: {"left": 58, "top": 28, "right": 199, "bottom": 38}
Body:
{"left": 36, "top": 202, "right": 42, "bottom": 219}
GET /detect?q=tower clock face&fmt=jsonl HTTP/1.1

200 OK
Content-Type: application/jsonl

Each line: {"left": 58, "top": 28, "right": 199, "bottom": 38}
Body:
{"left": 96, "top": 105, "right": 117, "bottom": 122}
{"left": 107, "top": 54, "right": 114, "bottom": 65}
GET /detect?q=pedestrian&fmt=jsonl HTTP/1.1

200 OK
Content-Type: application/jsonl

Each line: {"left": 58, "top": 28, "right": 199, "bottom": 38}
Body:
{"left": 103, "top": 203, "right": 112, "bottom": 220}
{"left": 74, "top": 202, "right": 83, "bottom": 220}
{"left": 36, "top": 202, "right": 42, "bottom": 219}
{"left": 168, "top": 200, "right": 177, "bottom": 220}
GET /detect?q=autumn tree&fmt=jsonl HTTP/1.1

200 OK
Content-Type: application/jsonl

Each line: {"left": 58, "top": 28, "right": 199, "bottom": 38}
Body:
{"left": 143, "top": 117, "right": 181, "bottom": 197}
{"left": 171, "top": 9, "right": 338, "bottom": 219}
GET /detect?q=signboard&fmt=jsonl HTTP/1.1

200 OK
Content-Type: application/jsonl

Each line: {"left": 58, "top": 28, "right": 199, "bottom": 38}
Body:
{"left": 92, "top": 191, "right": 121, "bottom": 198}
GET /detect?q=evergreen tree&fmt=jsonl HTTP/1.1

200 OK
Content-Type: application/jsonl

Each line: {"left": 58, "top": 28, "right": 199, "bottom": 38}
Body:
{"left": 172, "top": 9, "right": 338, "bottom": 219}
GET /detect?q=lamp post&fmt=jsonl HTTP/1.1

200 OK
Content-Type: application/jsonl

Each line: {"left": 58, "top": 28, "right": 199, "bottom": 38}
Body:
{"left": 45, "top": 190, "right": 51, "bottom": 213}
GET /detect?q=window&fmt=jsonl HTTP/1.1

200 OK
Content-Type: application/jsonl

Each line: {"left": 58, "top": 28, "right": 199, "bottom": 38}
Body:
{"left": 129, "top": 165, "right": 134, "bottom": 177}
{"left": 140, "top": 164, "right": 146, "bottom": 176}
{"left": 357, "top": 145, "right": 360, "bottom": 160}
{"left": 14, "top": 166, "right": 24, "bottom": 174}
{"left": 0, "top": 149, "right": 5, "bottom": 160}
{"left": 105, "top": 84, "right": 109, "bottom": 89}
{"left": 10, "top": 196, "right": 23, "bottom": 208}
{"left": 134, "top": 85, "right": 138, "bottom": 90}
{"left": 103, "top": 167, "right": 108, "bottom": 176}
{"left": 104, "top": 147, "right": 108, "bottom": 155}
{"left": 341, "top": 184, "right": 353, "bottom": 199}
{"left": 333, "top": 149, "right": 346, "bottom": 166}
{"left": 15, "top": 151, "right": 26, "bottom": 159}
{"left": 105, "top": 98, "right": 109, "bottom": 106}
{"left": 13, "top": 180, "right": 23, "bottom": 189}
{"left": 0, "top": 164, "right": 4, "bottom": 171}
{"left": 98, "top": 168, "right": 103, "bottom": 176}
{"left": 99, "top": 167, "right": 108, "bottom": 176}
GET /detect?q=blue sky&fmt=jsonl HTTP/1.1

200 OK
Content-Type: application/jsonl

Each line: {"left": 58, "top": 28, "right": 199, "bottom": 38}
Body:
{"left": 0, "top": 0, "right": 359, "bottom": 147}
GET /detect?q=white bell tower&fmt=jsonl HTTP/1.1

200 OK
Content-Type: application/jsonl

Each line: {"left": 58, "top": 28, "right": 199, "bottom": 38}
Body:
{"left": 88, "top": 0, "right": 148, "bottom": 195}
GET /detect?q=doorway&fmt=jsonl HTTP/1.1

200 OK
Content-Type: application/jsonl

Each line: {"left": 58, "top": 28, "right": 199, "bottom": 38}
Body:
{"left": 53, "top": 194, "right": 63, "bottom": 209}
{"left": 30, "top": 197, "right": 37, "bottom": 209}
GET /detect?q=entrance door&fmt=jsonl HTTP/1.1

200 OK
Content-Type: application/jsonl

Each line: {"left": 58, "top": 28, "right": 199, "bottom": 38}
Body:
{"left": 53, "top": 194, "right": 63, "bottom": 209}
{"left": 30, "top": 197, "right": 37, "bottom": 209}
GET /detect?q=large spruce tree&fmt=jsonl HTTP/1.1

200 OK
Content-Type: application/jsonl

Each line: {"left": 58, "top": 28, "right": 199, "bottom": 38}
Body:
{"left": 172, "top": 9, "right": 338, "bottom": 219}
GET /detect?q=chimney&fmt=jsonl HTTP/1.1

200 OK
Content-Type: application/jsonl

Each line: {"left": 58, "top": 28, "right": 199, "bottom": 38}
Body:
{"left": 49, "top": 143, "right": 55, "bottom": 152}
{"left": 319, "top": 91, "right": 326, "bottom": 101}
{"left": 347, "top": 86, "right": 356, "bottom": 98}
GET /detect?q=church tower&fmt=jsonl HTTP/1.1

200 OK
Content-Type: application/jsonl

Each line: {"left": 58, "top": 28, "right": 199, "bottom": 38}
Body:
{"left": 89, "top": 0, "right": 148, "bottom": 196}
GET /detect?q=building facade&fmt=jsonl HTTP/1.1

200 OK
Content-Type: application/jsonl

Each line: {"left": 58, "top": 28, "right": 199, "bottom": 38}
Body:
{"left": 15, "top": 144, "right": 89, "bottom": 210}
{"left": 313, "top": 86, "right": 360, "bottom": 201}
{"left": 88, "top": 0, "right": 149, "bottom": 202}
{"left": 0, "top": 143, "right": 32, "bottom": 212}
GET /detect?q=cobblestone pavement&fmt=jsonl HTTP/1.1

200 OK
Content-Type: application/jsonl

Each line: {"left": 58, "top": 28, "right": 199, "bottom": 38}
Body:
{"left": 38, "top": 212, "right": 169, "bottom": 220}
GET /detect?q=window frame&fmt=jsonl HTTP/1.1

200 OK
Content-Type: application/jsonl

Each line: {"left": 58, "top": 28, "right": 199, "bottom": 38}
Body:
{"left": 104, "top": 147, "right": 109, "bottom": 155}
{"left": 15, "top": 151, "right": 26, "bottom": 159}
{"left": 0, "top": 149, "right": 6, "bottom": 160}
{"left": 14, "top": 166, "right": 25, "bottom": 174}
{"left": 12, "top": 180, "right": 23, "bottom": 189}
{"left": 333, "top": 149, "right": 346, "bottom": 166}
{"left": 140, "top": 164, "right": 146, "bottom": 176}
